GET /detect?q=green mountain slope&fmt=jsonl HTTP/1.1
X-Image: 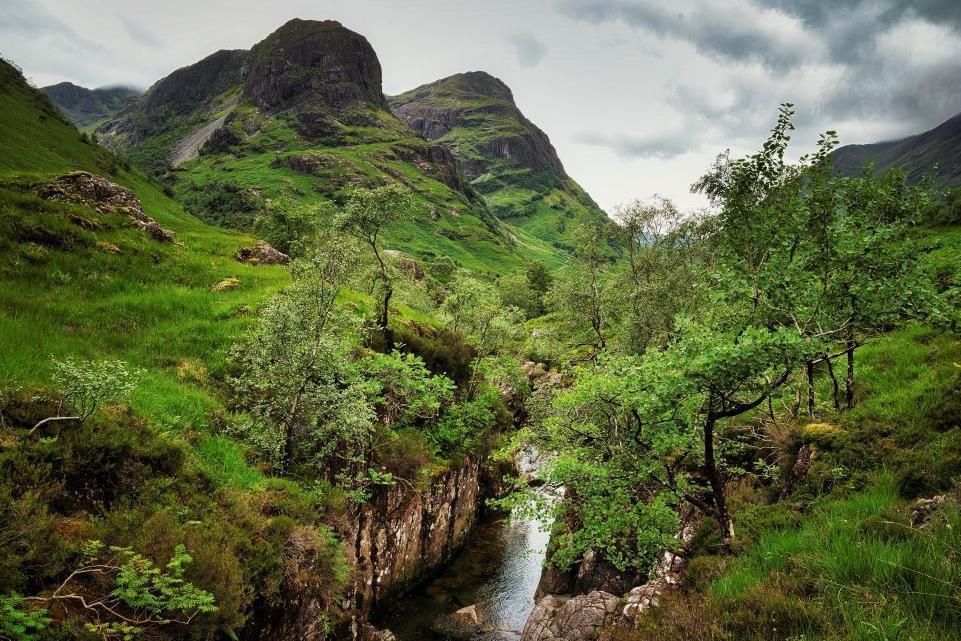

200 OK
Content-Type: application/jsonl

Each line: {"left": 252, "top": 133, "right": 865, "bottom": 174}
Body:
{"left": 97, "top": 19, "right": 568, "bottom": 274}
{"left": 41, "top": 81, "right": 141, "bottom": 132}
{"left": 389, "top": 71, "right": 609, "bottom": 258}
{"left": 833, "top": 110, "right": 961, "bottom": 187}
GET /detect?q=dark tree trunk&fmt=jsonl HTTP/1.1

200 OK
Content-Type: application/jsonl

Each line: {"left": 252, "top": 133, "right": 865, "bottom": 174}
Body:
{"left": 846, "top": 343, "right": 855, "bottom": 409}
{"left": 825, "top": 354, "right": 841, "bottom": 411}
{"left": 806, "top": 360, "right": 815, "bottom": 418}
{"left": 703, "top": 412, "right": 734, "bottom": 540}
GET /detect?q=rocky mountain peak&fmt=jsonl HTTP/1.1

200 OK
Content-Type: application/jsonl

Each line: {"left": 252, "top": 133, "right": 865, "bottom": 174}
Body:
{"left": 448, "top": 71, "right": 514, "bottom": 102}
{"left": 244, "top": 18, "right": 386, "bottom": 112}
{"left": 390, "top": 71, "right": 567, "bottom": 180}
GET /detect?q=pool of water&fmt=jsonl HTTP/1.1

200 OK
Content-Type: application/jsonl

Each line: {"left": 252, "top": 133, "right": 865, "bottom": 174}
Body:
{"left": 373, "top": 505, "right": 550, "bottom": 640}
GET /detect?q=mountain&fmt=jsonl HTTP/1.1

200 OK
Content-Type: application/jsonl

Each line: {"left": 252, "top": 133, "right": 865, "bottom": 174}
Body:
{"left": 96, "top": 19, "right": 576, "bottom": 273}
{"left": 41, "top": 81, "right": 141, "bottom": 131}
{"left": 389, "top": 72, "right": 609, "bottom": 253}
{"left": 832, "top": 111, "right": 961, "bottom": 188}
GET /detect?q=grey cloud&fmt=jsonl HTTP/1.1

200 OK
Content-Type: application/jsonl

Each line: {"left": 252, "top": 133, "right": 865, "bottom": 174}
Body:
{"left": 556, "top": 0, "right": 812, "bottom": 69}
{"left": 507, "top": 33, "right": 547, "bottom": 67}
{"left": 121, "top": 16, "right": 163, "bottom": 48}
{"left": 1, "top": 0, "right": 97, "bottom": 50}
{"left": 574, "top": 130, "right": 698, "bottom": 158}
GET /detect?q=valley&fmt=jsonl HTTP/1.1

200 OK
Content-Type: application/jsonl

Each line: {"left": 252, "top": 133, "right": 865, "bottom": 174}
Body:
{"left": 3, "top": 8, "right": 961, "bottom": 641}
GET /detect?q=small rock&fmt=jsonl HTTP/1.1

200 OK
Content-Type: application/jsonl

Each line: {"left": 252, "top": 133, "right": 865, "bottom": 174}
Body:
{"left": 97, "top": 241, "right": 121, "bottom": 254}
{"left": 212, "top": 277, "right": 241, "bottom": 292}
{"left": 912, "top": 495, "right": 948, "bottom": 528}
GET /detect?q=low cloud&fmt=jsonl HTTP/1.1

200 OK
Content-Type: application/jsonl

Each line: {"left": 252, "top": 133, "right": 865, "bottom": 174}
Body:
{"left": 507, "top": 33, "right": 548, "bottom": 68}
{"left": 574, "top": 129, "right": 698, "bottom": 158}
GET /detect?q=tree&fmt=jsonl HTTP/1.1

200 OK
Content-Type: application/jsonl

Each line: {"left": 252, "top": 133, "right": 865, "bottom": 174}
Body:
{"left": 613, "top": 197, "right": 708, "bottom": 354}
{"left": 253, "top": 196, "right": 333, "bottom": 257}
{"left": 230, "top": 232, "right": 371, "bottom": 471}
{"left": 548, "top": 220, "right": 615, "bottom": 353}
{"left": 338, "top": 184, "right": 415, "bottom": 349}
{"left": 441, "top": 271, "right": 523, "bottom": 355}
{"left": 525, "top": 260, "right": 553, "bottom": 315}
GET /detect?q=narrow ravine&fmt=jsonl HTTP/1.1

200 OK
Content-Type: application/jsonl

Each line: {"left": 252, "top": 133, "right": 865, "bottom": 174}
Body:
{"left": 374, "top": 456, "right": 553, "bottom": 640}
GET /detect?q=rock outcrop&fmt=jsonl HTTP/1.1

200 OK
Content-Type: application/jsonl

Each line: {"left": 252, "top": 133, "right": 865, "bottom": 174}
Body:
{"left": 36, "top": 172, "right": 174, "bottom": 242}
{"left": 245, "top": 18, "right": 386, "bottom": 113}
{"left": 521, "top": 591, "right": 622, "bottom": 641}
{"left": 348, "top": 458, "right": 481, "bottom": 614}
{"left": 523, "top": 516, "right": 697, "bottom": 640}
{"left": 390, "top": 71, "right": 568, "bottom": 181}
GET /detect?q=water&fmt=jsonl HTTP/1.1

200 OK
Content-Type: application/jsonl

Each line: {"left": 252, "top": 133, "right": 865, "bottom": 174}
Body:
{"left": 373, "top": 505, "right": 550, "bottom": 640}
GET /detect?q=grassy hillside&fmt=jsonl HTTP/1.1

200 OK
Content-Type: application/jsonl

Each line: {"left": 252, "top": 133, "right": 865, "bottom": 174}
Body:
{"left": 390, "top": 72, "right": 611, "bottom": 263}
{"left": 1, "top": 55, "right": 516, "bottom": 639}
{"left": 0, "top": 57, "right": 291, "bottom": 479}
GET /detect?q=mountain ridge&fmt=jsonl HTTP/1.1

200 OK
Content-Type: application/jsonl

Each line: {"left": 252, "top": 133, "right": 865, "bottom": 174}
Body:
{"left": 41, "top": 81, "right": 141, "bottom": 131}
{"left": 833, "top": 110, "right": 961, "bottom": 188}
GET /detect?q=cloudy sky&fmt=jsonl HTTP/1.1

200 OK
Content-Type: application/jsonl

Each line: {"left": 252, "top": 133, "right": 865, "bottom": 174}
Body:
{"left": 4, "top": 0, "right": 961, "bottom": 212}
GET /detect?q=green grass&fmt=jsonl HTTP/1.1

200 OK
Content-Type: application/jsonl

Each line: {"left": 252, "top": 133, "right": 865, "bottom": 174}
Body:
{"left": 711, "top": 474, "right": 961, "bottom": 641}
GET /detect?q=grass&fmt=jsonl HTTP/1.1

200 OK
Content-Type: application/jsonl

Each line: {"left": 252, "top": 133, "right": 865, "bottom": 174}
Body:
{"left": 710, "top": 473, "right": 961, "bottom": 640}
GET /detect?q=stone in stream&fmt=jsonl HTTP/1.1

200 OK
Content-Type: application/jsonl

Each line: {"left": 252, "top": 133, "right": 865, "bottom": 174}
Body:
{"left": 520, "top": 591, "right": 621, "bottom": 641}
{"left": 432, "top": 601, "right": 492, "bottom": 638}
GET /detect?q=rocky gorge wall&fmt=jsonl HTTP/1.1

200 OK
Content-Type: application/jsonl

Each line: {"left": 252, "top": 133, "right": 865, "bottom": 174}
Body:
{"left": 348, "top": 457, "right": 481, "bottom": 615}
{"left": 248, "top": 458, "right": 484, "bottom": 641}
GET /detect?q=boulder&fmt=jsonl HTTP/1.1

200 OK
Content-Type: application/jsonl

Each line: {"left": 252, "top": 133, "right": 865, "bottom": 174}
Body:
{"left": 521, "top": 591, "right": 621, "bottom": 641}
{"left": 235, "top": 240, "right": 290, "bottom": 265}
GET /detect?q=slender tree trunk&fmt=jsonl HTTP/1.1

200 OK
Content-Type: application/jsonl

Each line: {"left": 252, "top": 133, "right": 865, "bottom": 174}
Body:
{"left": 379, "top": 283, "right": 393, "bottom": 351}
{"left": 824, "top": 354, "right": 841, "bottom": 411}
{"left": 845, "top": 296, "right": 857, "bottom": 409}
{"left": 806, "top": 360, "right": 815, "bottom": 418}
{"left": 845, "top": 343, "right": 855, "bottom": 409}
{"left": 703, "top": 412, "right": 734, "bottom": 541}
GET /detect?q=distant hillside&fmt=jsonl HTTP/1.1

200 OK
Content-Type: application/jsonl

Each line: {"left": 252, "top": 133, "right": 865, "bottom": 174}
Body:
{"left": 96, "top": 19, "right": 574, "bottom": 273}
{"left": 41, "top": 81, "right": 141, "bottom": 131}
{"left": 390, "top": 72, "right": 610, "bottom": 254}
{"left": 833, "top": 111, "right": 961, "bottom": 188}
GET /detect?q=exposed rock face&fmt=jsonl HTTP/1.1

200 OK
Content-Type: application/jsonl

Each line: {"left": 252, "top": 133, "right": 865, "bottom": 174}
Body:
{"left": 521, "top": 591, "right": 622, "bottom": 641}
{"left": 245, "top": 18, "right": 386, "bottom": 113}
{"left": 36, "top": 172, "right": 174, "bottom": 242}
{"left": 98, "top": 20, "right": 386, "bottom": 152}
{"left": 525, "top": 515, "right": 697, "bottom": 638}
{"left": 235, "top": 240, "right": 290, "bottom": 266}
{"left": 389, "top": 71, "right": 568, "bottom": 181}
{"left": 348, "top": 458, "right": 481, "bottom": 615}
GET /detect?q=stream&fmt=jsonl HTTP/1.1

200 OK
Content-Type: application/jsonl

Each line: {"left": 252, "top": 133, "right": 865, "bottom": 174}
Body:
{"left": 374, "top": 459, "right": 552, "bottom": 640}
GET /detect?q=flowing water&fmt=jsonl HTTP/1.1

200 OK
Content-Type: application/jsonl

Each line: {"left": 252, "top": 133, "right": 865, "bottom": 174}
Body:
{"left": 374, "top": 482, "right": 552, "bottom": 640}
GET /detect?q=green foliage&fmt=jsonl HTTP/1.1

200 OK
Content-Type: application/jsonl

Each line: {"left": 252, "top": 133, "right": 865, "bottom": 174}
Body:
{"left": 359, "top": 350, "right": 454, "bottom": 428}
{"left": 50, "top": 356, "right": 141, "bottom": 421}
{"left": 441, "top": 270, "right": 523, "bottom": 353}
{"left": 229, "top": 238, "right": 370, "bottom": 470}
{"left": 0, "top": 593, "right": 50, "bottom": 641}
{"left": 430, "top": 393, "right": 496, "bottom": 458}
{"left": 180, "top": 180, "right": 260, "bottom": 229}
{"left": 253, "top": 196, "right": 332, "bottom": 256}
